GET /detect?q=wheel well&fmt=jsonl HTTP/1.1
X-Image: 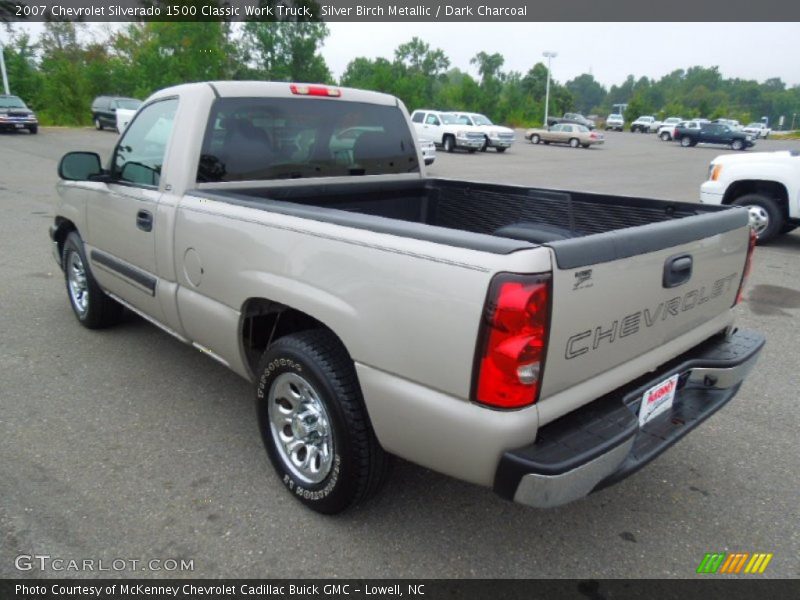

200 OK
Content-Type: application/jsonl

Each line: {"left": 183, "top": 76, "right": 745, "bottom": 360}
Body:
{"left": 53, "top": 217, "right": 77, "bottom": 261}
{"left": 723, "top": 180, "right": 789, "bottom": 218}
{"left": 240, "top": 298, "right": 331, "bottom": 375}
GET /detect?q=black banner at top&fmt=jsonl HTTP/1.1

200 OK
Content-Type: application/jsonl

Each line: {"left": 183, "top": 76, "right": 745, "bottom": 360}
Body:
{"left": 2, "top": 0, "right": 800, "bottom": 22}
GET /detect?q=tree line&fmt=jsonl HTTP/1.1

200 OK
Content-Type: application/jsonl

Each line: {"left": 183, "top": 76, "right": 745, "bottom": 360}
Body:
{"left": 2, "top": 22, "right": 798, "bottom": 128}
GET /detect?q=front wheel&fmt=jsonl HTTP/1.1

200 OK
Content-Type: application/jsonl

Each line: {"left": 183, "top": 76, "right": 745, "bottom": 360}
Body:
{"left": 62, "top": 232, "right": 123, "bottom": 328}
{"left": 480, "top": 137, "right": 488, "bottom": 152}
{"left": 443, "top": 136, "right": 454, "bottom": 153}
{"left": 28, "top": 125, "right": 38, "bottom": 134}
{"left": 660, "top": 132, "right": 671, "bottom": 141}
{"left": 495, "top": 147, "right": 507, "bottom": 153}
{"left": 732, "top": 193, "right": 784, "bottom": 244}
{"left": 255, "top": 330, "right": 390, "bottom": 514}
{"left": 94, "top": 118, "right": 103, "bottom": 131}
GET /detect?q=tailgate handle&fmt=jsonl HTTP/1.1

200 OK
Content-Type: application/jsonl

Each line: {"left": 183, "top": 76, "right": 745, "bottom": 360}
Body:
{"left": 663, "top": 254, "right": 692, "bottom": 288}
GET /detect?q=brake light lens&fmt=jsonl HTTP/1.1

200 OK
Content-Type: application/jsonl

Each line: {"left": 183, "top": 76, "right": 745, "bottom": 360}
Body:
{"left": 735, "top": 227, "right": 757, "bottom": 305}
{"left": 290, "top": 84, "right": 341, "bottom": 97}
{"left": 473, "top": 273, "right": 551, "bottom": 409}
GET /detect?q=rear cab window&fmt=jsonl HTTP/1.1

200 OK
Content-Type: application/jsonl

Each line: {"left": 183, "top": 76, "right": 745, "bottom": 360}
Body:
{"left": 197, "top": 97, "right": 420, "bottom": 182}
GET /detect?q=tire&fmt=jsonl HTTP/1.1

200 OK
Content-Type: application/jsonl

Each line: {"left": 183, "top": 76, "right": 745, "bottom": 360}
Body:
{"left": 660, "top": 132, "right": 671, "bottom": 141}
{"left": 255, "top": 330, "right": 390, "bottom": 514}
{"left": 781, "top": 224, "right": 797, "bottom": 234}
{"left": 28, "top": 125, "right": 38, "bottom": 134}
{"left": 443, "top": 136, "right": 454, "bottom": 153}
{"left": 531, "top": 134, "right": 540, "bottom": 144}
{"left": 480, "top": 137, "right": 488, "bottom": 152}
{"left": 581, "top": 144, "right": 590, "bottom": 148}
{"left": 467, "top": 148, "right": 477, "bottom": 154}
{"left": 542, "top": 140, "right": 550, "bottom": 145}
{"left": 569, "top": 138, "right": 580, "bottom": 148}
{"left": 62, "top": 232, "right": 123, "bottom": 329}
{"left": 496, "top": 147, "right": 507, "bottom": 153}
{"left": 731, "top": 193, "right": 784, "bottom": 244}
{"left": 94, "top": 118, "right": 103, "bottom": 131}
{"left": 680, "top": 136, "right": 693, "bottom": 147}
{"left": 731, "top": 139, "right": 744, "bottom": 151}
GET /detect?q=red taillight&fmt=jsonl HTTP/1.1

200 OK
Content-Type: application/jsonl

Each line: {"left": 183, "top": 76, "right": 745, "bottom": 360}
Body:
{"left": 473, "top": 273, "right": 551, "bottom": 409}
{"left": 590, "top": 133, "right": 597, "bottom": 139}
{"left": 290, "top": 84, "right": 341, "bottom": 97}
{"left": 735, "top": 227, "right": 757, "bottom": 305}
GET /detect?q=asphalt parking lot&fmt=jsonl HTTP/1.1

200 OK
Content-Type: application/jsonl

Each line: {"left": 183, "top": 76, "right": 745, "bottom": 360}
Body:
{"left": 1, "top": 127, "right": 798, "bottom": 579}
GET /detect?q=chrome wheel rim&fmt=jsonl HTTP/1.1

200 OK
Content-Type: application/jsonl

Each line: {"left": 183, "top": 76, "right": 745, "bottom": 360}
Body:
{"left": 67, "top": 251, "right": 89, "bottom": 316}
{"left": 746, "top": 205, "right": 769, "bottom": 236}
{"left": 268, "top": 372, "right": 334, "bottom": 485}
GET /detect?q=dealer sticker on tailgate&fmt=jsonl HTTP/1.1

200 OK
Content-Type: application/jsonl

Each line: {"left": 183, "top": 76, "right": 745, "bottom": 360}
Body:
{"left": 638, "top": 374, "right": 679, "bottom": 426}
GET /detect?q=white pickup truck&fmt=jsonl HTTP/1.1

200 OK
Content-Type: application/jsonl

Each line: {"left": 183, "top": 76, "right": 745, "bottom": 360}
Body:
{"left": 50, "top": 81, "right": 763, "bottom": 514}
{"left": 410, "top": 108, "right": 485, "bottom": 153}
{"left": 701, "top": 150, "right": 800, "bottom": 242}
{"left": 450, "top": 111, "right": 515, "bottom": 152}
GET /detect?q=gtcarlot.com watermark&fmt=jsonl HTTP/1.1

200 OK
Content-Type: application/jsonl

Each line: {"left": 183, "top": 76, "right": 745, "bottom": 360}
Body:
{"left": 15, "top": 553, "right": 194, "bottom": 573}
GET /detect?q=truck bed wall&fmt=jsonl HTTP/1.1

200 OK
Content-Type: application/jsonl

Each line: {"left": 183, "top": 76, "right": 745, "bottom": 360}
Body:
{"left": 196, "top": 178, "right": 721, "bottom": 245}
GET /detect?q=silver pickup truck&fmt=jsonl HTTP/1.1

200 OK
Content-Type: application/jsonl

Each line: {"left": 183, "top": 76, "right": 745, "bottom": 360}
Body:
{"left": 50, "top": 81, "right": 764, "bottom": 514}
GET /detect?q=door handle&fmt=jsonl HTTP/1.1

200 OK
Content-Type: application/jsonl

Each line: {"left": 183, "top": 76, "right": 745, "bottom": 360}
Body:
{"left": 136, "top": 209, "right": 153, "bottom": 232}
{"left": 663, "top": 254, "right": 692, "bottom": 288}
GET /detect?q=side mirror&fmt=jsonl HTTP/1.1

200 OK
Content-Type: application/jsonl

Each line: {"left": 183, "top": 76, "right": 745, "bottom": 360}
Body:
{"left": 58, "top": 152, "right": 104, "bottom": 181}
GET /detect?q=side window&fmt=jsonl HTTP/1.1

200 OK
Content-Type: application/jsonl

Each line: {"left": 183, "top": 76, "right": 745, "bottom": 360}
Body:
{"left": 411, "top": 112, "right": 424, "bottom": 124}
{"left": 562, "top": 125, "right": 573, "bottom": 132}
{"left": 112, "top": 98, "right": 178, "bottom": 187}
{"left": 425, "top": 114, "right": 440, "bottom": 126}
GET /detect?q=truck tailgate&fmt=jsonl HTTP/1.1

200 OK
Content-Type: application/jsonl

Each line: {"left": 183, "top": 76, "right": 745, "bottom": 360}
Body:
{"left": 540, "top": 209, "right": 751, "bottom": 405}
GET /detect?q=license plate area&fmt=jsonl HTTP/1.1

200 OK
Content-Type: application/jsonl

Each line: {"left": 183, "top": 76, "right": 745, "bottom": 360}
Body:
{"left": 638, "top": 373, "right": 679, "bottom": 426}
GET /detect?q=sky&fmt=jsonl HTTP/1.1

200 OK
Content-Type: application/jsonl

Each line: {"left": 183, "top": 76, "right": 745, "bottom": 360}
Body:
{"left": 4, "top": 22, "right": 800, "bottom": 89}
{"left": 323, "top": 22, "right": 800, "bottom": 87}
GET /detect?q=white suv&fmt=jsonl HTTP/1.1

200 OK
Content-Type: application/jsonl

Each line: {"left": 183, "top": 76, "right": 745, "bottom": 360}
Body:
{"left": 605, "top": 114, "right": 624, "bottom": 131}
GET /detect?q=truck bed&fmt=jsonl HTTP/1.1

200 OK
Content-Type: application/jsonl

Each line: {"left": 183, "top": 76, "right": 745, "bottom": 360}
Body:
{"left": 193, "top": 178, "right": 745, "bottom": 267}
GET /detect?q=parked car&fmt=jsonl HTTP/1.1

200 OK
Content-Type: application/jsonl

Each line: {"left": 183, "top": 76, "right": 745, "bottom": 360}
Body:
{"left": 50, "top": 81, "right": 762, "bottom": 515}
{"left": 525, "top": 123, "right": 604, "bottom": 148}
{"left": 450, "top": 112, "right": 515, "bottom": 152}
{"left": 0, "top": 95, "right": 38, "bottom": 134}
{"left": 91, "top": 96, "right": 142, "bottom": 131}
{"left": 630, "top": 116, "right": 660, "bottom": 133}
{"left": 410, "top": 109, "right": 485, "bottom": 153}
{"left": 701, "top": 149, "right": 800, "bottom": 243}
{"left": 742, "top": 122, "right": 771, "bottom": 139}
{"left": 548, "top": 112, "right": 596, "bottom": 130}
{"left": 661, "top": 120, "right": 702, "bottom": 142}
{"left": 712, "top": 118, "right": 743, "bottom": 131}
{"left": 656, "top": 117, "right": 683, "bottom": 140}
{"left": 605, "top": 114, "right": 624, "bottom": 131}
{"left": 675, "top": 122, "right": 755, "bottom": 150}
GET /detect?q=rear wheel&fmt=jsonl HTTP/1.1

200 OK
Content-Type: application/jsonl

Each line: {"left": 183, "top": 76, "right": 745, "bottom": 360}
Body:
{"left": 732, "top": 193, "right": 784, "bottom": 244}
{"left": 569, "top": 138, "right": 580, "bottom": 148}
{"left": 581, "top": 144, "right": 590, "bottom": 148}
{"left": 443, "top": 136, "right": 454, "bottom": 153}
{"left": 680, "top": 136, "right": 693, "bottom": 147}
{"left": 255, "top": 330, "right": 390, "bottom": 514}
{"left": 731, "top": 139, "right": 745, "bottom": 151}
{"left": 531, "top": 134, "right": 540, "bottom": 144}
{"left": 62, "top": 232, "right": 123, "bottom": 328}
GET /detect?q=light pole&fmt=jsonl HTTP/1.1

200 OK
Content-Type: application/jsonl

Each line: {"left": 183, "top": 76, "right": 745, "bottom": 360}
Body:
{"left": 0, "top": 38, "right": 10, "bottom": 95}
{"left": 542, "top": 51, "right": 557, "bottom": 128}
